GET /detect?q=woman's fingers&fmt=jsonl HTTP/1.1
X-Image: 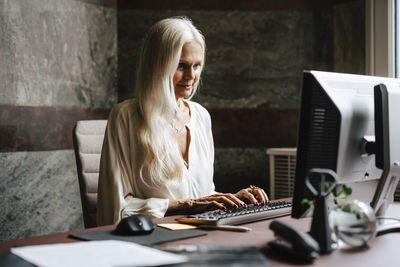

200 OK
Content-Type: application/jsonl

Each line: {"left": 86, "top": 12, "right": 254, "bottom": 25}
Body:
{"left": 260, "top": 188, "right": 269, "bottom": 203}
{"left": 236, "top": 189, "right": 259, "bottom": 205}
{"left": 189, "top": 188, "right": 270, "bottom": 214}
{"left": 191, "top": 199, "right": 225, "bottom": 213}
{"left": 211, "top": 193, "right": 246, "bottom": 207}
{"left": 249, "top": 186, "right": 270, "bottom": 205}
{"left": 195, "top": 194, "right": 245, "bottom": 210}
{"left": 234, "top": 187, "right": 270, "bottom": 206}
{"left": 252, "top": 187, "right": 268, "bottom": 205}
{"left": 212, "top": 195, "right": 236, "bottom": 208}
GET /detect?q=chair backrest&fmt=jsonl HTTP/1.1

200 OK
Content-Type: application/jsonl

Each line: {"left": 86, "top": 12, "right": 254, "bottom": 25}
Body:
{"left": 72, "top": 120, "right": 107, "bottom": 228}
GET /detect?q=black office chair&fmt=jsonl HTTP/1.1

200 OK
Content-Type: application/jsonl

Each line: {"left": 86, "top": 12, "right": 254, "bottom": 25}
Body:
{"left": 72, "top": 120, "right": 107, "bottom": 228}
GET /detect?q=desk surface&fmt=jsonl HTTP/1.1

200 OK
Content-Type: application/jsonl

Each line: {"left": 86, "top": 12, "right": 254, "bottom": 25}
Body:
{"left": 1, "top": 203, "right": 400, "bottom": 267}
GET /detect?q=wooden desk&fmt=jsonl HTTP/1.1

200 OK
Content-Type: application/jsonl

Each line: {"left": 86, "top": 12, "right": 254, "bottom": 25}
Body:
{"left": 1, "top": 203, "right": 400, "bottom": 266}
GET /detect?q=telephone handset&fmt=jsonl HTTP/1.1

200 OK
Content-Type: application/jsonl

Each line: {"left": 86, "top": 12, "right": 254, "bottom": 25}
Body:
{"left": 268, "top": 220, "right": 320, "bottom": 262}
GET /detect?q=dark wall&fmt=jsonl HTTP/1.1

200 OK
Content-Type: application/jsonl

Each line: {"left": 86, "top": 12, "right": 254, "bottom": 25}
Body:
{"left": 118, "top": 10, "right": 333, "bottom": 107}
{"left": 333, "top": 1, "right": 365, "bottom": 74}
{"left": 116, "top": 2, "right": 364, "bottom": 194}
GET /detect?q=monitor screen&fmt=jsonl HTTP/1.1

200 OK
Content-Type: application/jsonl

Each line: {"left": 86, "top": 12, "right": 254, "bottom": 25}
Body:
{"left": 291, "top": 70, "right": 399, "bottom": 218}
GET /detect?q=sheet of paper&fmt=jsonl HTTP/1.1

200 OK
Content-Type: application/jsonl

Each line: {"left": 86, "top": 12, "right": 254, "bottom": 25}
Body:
{"left": 157, "top": 223, "right": 198, "bottom": 230}
{"left": 11, "top": 240, "right": 187, "bottom": 267}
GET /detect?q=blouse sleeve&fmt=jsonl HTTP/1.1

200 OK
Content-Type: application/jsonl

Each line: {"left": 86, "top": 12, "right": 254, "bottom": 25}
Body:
{"left": 97, "top": 104, "right": 169, "bottom": 226}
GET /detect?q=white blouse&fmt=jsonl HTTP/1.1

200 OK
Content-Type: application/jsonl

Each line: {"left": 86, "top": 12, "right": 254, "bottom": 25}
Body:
{"left": 97, "top": 98, "right": 216, "bottom": 226}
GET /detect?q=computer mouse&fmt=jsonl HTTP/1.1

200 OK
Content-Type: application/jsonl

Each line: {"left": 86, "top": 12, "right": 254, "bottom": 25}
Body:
{"left": 114, "top": 214, "right": 155, "bottom": 235}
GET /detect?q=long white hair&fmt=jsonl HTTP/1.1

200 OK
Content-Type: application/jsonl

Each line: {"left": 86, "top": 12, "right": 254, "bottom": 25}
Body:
{"left": 135, "top": 17, "right": 205, "bottom": 186}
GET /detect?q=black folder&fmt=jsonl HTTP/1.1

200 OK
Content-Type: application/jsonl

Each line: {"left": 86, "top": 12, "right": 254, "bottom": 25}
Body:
{"left": 69, "top": 226, "right": 207, "bottom": 246}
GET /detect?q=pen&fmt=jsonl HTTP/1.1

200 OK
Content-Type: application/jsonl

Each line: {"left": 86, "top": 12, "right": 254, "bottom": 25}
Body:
{"left": 198, "top": 224, "right": 251, "bottom": 232}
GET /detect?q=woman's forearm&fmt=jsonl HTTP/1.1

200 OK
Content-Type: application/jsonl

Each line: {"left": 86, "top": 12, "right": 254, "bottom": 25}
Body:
{"left": 165, "top": 199, "right": 194, "bottom": 215}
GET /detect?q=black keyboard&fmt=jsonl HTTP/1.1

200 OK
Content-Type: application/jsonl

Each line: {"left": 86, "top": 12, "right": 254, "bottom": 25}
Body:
{"left": 177, "top": 200, "right": 292, "bottom": 226}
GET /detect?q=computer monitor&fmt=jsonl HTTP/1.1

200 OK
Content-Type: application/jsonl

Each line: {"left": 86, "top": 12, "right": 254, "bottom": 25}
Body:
{"left": 291, "top": 71, "right": 400, "bottom": 228}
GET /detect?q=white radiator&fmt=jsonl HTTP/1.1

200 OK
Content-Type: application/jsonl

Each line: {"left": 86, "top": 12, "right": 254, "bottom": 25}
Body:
{"left": 265, "top": 148, "right": 400, "bottom": 202}
{"left": 266, "top": 148, "right": 297, "bottom": 200}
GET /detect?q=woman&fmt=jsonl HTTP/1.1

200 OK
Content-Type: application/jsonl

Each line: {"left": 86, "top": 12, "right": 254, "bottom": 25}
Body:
{"left": 97, "top": 17, "right": 268, "bottom": 226}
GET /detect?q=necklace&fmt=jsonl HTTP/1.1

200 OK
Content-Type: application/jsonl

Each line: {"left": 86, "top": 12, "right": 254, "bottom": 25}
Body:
{"left": 172, "top": 122, "right": 185, "bottom": 133}
{"left": 172, "top": 114, "right": 186, "bottom": 133}
{"left": 172, "top": 100, "right": 187, "bottom": 133}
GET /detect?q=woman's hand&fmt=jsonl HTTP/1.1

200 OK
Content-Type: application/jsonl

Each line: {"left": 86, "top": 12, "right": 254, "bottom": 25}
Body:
{"left": 166, "top": 186, "right": 269, "bottom": 215}
{"left": 166, "top": 193, "right": 246, "bottom": 215}
{"left": 234, "top": 185, "right": 269, "bottom": 206}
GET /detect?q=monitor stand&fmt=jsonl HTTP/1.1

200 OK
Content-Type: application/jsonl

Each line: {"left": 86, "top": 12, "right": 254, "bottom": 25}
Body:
{"left": 377, "top": 217, "right": 400, "bottom": 236}
{"left": 370, "top": 84, "right": 400, "bottom": 236}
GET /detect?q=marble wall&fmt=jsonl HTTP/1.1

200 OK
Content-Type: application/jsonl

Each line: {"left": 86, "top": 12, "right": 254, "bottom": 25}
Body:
{"left": 0, "top": 151, "right": 81, "bottom": 239}
{"left": 0, "top": 0, "right": 117, "bottom": 108}
{"left": 0, "top": 0, "right": 117, "bottom": 241}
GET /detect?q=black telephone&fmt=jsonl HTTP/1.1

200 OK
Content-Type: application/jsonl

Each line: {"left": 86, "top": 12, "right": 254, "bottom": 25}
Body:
{"left": 268, "top": 220, "right": 320, "bottom": 263}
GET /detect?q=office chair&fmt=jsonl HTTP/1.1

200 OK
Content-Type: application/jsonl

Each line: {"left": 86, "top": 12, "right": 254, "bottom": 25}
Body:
{"left": 72, "top": 120, "right": 107, "bottom": 228}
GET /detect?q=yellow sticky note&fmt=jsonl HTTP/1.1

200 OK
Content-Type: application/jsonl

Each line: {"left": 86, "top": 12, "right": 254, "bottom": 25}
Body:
{"left": 158, "top": 223, "right": 198, "bottom": 230}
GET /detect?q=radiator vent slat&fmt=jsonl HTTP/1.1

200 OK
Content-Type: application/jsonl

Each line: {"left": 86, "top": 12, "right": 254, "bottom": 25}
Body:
{"left": 266, "top": 148, "right": 297, "bottom": 200}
